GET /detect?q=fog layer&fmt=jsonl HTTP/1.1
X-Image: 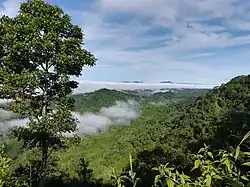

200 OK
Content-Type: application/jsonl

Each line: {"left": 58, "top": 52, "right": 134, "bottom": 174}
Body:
{"left": 0, "top": 100, "right": 141, "bottom": 135}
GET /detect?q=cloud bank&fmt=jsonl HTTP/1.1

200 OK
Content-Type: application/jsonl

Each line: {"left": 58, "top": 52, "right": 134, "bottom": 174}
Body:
{"left": 0, "top": 109, "right": 28, "bottom": 134}
{"left": 0, "top": 100, "right": 141, "bottom": 135}
{"left": 75, "top": 80, "right": 215, "bottom": 93}
{"left": 74, "top": 100, "right": 140, "bottom": 135}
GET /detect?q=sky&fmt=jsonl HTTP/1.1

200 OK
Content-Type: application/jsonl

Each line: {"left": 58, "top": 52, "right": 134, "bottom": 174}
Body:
{"left": 0, "top": 0, "right": 250, "bottom": 85}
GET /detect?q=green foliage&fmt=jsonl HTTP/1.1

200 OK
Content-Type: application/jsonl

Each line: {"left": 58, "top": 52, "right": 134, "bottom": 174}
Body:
{"left": 112, "top": 154, "right": 140, "bottom": 187}
{"left": 59, "top": 98, "right": 190, "bottom": 180}
{"left": 0, "top": 145, "right": 12, "bottom": 187}
{"left": 165, "top": 75, "right": 250, "bottom": 154}
{"left": 0, "top": 0, "right": 96, "bottom": 186}
{"left": 117, "top": 131, "right": 250, "bottom": 187}
{"left": 152, "top": 131, "right": 250, "bottom": 187}
{"left": 72, "top": 89, "right": 141, "bottom": 113}
{"left": 0, "top": 145, "right": 27, "bottom": 187}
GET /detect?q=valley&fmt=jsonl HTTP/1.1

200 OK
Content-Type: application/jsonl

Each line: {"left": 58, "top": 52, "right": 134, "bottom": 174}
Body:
{"left": 0, "top": 87, "right": 209, "bottom": 182}
{"left": 0, "top": 1, "right": 249, "bottom": 186}
{"left": 1, "top": 76, "right": 250, "bottom": 186}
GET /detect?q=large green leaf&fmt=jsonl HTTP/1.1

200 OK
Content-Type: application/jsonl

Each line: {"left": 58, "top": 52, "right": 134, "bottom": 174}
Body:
{"left": 239, "top": 131, "right": 250, "bottom": 146}
{"left": 191, "top": 160, "right": 201, "bottom": 171}
{"left": 166, "top": 179, "right": 175, "bottom": 187}
{"left": 243, "top": 162, "right": 250, "bottom": 167}
{"left": 243, "top": 152, "right": 250, "bottom": 156}
{"left": 235, "top": 146, "right": 240, "bottom": 160}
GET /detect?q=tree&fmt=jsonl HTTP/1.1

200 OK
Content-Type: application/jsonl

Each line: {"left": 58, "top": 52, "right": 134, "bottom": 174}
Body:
{"left": 0, "top": 0, "right": 96, "bottom": 186}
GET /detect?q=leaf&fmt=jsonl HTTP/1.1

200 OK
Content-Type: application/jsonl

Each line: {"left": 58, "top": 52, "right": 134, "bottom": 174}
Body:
{"left": 198, "top": 147, "right": 205, "bottom": 153}
{"left": 213, "top": 175, "right": 222, "bottom": 180}
{"left": 239, "top": 131, "right": 250, "bottom": 146}
{"left": 129, "top": 154, "right": 133, "bottom": 171}
{"left": 179, "top": 174, "right": 185, "bottom": 184}
{"left": 232, "top": 180, "right": 244, "bottom": 187}
{"left": 235, "top": 146, "right": 240, "bottom": 160}
{"left": 207, "top": 151, "right": 213, "bottom": 158}
{"left": 154, "top": 175, "right": 160, "bottom": 184}
{"left": 152, "top": 167, "right": 159, "bottom": 171}
{"left": 243, "top": 162, "right": 250, "bottom": 167}
{"left": 241, "top": 175, "right": 249, "bottom": 181}
{"left": 224, "top": 159, "right": 232, "bottom": 172}
{"left": 205, "top": 175, "right": 212, "bottom": 186}
{"left": 191, "top": 160, "right": 201, "bottom": 171}
{"left": 243, "top": 152, "right": 250, "bottom": 156}
{"left": 166, "top": 179, "right": 175, "bottom": 187}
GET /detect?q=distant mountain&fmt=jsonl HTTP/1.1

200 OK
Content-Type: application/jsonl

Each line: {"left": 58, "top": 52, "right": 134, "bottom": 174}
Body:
{"left": 70, "top": 88, "right": 210, "bottom": 113}
{"left": 160, "top": 81, "right": 174, "bottom": 83}
{"left": 122, "top": 81, "right": 143, "bottom": 83}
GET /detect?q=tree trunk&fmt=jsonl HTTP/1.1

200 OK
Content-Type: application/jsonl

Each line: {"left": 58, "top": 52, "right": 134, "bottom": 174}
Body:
{"left": 38, "top": 144, "right": 48, "bottom": 187}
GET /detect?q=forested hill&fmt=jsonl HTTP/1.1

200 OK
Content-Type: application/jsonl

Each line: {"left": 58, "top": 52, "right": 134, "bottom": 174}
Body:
{"left": 172, "top": 75, "right": 250, "bottom": 150}
{"left": 1, "top": 75, "right": 250, "bottom": 187}
{"left": 71, "top": 88, "right": 142, "bottom": 113}
{"left": 71, "top": 88, "right": 209, "bottom": 113}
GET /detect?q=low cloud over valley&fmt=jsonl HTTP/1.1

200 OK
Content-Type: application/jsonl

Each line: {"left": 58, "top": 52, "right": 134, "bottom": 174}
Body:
{"left": 0, "top": 100, "right": 141, "bottom": 135}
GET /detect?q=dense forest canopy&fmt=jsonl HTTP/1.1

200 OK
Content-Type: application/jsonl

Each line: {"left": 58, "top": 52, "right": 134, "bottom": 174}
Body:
{"left": 0, "top": 0, "right": 250, "bottom": 187}
{"left": 1, "top": 75, "right": 250, "bottom": 187}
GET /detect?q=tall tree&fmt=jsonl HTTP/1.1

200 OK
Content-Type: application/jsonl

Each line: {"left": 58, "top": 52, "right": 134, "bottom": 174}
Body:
{"left": 0, "top": 0, "right": 96, "bottom": 186}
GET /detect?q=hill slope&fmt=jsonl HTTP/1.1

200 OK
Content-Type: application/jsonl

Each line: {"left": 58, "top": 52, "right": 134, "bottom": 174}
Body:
{"left": 71, "top": 89, "right": 142, "bottom": 113}
{"left": 172, "top": 75, "right": 250, "bottom": 149}
{"left": 71, "top": 88, "right": 209, "bottom": 113}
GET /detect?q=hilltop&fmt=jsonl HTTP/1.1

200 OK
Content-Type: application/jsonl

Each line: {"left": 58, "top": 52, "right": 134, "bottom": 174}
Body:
{"left": 71, "top": 88, "right": 141, "bottom": 113}
{"left": 71, "top": 88, "right": 209, "bottom": 113}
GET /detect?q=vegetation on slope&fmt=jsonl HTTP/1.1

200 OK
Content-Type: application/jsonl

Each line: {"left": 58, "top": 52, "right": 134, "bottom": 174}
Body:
{"left": 171, "top": 75, "right": 250, "bottom": 150}
{"left": 71, "top": 89, "right": 141, "bottom": 113}
{"left": 59, "top": 99, "right": 189, "bottom": 180}
{"left": 0, "top": 0, "right": 249, "bottom": 186}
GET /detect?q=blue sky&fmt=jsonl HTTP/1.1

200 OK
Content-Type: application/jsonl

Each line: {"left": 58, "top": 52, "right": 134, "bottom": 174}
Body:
{"left": 0, "top": 0, "right": 250, "bottom": 84}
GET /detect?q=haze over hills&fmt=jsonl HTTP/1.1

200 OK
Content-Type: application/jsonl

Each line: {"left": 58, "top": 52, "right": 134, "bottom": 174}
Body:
{"left": 1, "top": 74, "right": 250, "bottom": 185}
{"left": 0, "top": 87, "right": 209, "bottom": 135}
{"left": 58, "top": 75, "right": 250, "bottom": 181}
{"left": 74, "top": 80, "right": 216, "bottom": 94}
{"left": 1, "top": 0, "right": 250, "bottom": 186}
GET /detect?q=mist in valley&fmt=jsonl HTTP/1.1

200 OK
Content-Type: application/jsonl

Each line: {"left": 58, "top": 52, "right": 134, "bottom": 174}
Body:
{"left": 0, "top": 100, "right": 141, "bottom": 135}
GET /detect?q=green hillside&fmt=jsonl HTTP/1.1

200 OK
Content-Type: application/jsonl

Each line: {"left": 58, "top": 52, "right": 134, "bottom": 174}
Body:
{"left": 1, "top": 76, "right": 249, "bottom": 186}
{"left": 1, "top": 76, "right": 250, "bottom": 186}
{"left": 59, "top": 99, "right": 189, "bottom": 180}
{"left": 71, "top": 88, "right": 209, "bottom": 113}
{"left": 172, "top": 75, "right": 250, "bottom": 149}
{"left": 1, "top": 1, "right": 249, "bottom": 186}
{"left": 56, "top": 76, "right": 250, "bottom": 184}
{"left": 1, "top": 87, "right": 206, "bottom": 181}
{"left": 71, "top": 89, "right": 142, "bottom": 113}
{"left": 56, "top": 88, "right": 209, "bottom": 180}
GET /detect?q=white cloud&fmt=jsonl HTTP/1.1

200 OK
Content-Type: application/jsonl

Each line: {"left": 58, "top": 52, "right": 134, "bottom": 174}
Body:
{"left": 0, "top": 0, "right": 23, "bottom": 17}
{"left": 74, "top": 100, "right": 140, "bottom": 135}
{"left": 0, "top": 99, "right": 11, "bottom": 105}
{"left": 226, "top": 19, "right": 250, "bottom": 31}
{"left": 0, "top": 109, "right": 28, "bottom": 134}
{"left": 0, "top": 100, "right": 141, "bottom": 135}
{"left": 75, "top": 0, "right": 250, "bottom": 83}
{"left": 0, "top": 0, "right": 249, "bottom": 84}
{"left": 0, "top": 108, "right": 13, "bottom": 121}
{"left": 75, "top": 80, "right": 215, "bottom": 94}
{"left": 181, "top": 53, "right": 215, "bottom": 59}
